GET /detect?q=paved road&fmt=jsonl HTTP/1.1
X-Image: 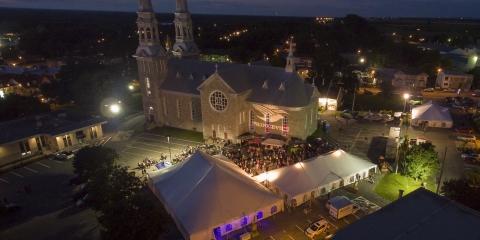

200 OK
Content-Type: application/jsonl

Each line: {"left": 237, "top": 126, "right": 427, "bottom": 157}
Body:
{"left": 0, "top": 158, "right": 100, "bottom": 240}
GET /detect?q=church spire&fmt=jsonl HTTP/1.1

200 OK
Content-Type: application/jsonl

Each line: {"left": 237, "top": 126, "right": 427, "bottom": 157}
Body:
{"left": 285, "top": 36, "right": 295, "bottom": 73}
{"left": 134, "top": 0, "right": 165, "bottom": 57}
{"left": 172, "top": 0, "right": 199, "bottom": 59}
{"left": 138, "top": 0, "right": 153, "bottom": 12}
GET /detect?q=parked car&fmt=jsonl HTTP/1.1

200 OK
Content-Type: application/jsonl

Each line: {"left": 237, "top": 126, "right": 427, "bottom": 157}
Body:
{"left": 304, "top": 219, "right": 329, "bottom": 238}
{"left": 461, "top": 153, "right": 478, "bottom": 158}
{"left": 72, "top": 184, "right": 89, "bottom": 201}
{"left": 464, "top": 158, "right": 480, "bottom": 164}
{"left": 461, "top": 149, "right": 475, "bottom": 155}
{"left": 423, "top": 88, "right": 435, "bottom": 92}
{"left": 76, "top": 194, "right": 92, "bottom": 207}
{"left": 53, "top": 152, "right": 67, "bottom": 160}
{"left": 3, "top": 203, "right": 21, "bottom": 213}
{"left": 457, "top": 134, "right": 476, "bottom": 141}
{"left": 443, "top": 88, "right": 455, "bottom": 92}
{"left": 472, "top": 93, "right": 480, "bottom": 97}
{"left": 451, "top": 103, "right": 463, "bottom": 109}
{"left": 364, "top": 90, "right": 373, "bottom": 95}
{"left": 456, "top": 127, "right": 474, "bottom": 134}
{"left": 376, "top": 91, "right": 384, "bottom": 95}
{"left": 68, "top": 175, "right": 85, "bottom": 186}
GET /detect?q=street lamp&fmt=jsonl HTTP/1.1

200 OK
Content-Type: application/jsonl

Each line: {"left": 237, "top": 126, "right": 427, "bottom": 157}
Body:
{"left": 403, "top": 93, "right": 409, "bottom": 112}
{"left": 110, "top": 104, "right": 120, "bottom": 113}
{"left": 166, "top": 135, "right": 172, "bottom": 162}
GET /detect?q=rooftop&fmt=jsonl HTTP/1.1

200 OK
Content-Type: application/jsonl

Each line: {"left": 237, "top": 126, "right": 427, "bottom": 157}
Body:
{"left": 333, "top": 188, "right": 480, "bottom": 239}
{"left": 0, "top": 111, "right": 107, "bottom": 146}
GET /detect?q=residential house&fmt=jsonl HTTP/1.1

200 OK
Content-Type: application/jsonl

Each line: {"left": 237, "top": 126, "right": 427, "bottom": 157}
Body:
{"left": 392, "top": 68, "right": 429, "bottom": 88}
{"left": 436, "top": 69, "right": 474, "bottom": 91}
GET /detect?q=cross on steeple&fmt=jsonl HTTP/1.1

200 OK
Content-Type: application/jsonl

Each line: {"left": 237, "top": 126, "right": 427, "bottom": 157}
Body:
{"left": 215, "top": 64, "right": 218, "bottom": 73}
{"left": 263, "top": 53, "right": 266, "bottom": 60}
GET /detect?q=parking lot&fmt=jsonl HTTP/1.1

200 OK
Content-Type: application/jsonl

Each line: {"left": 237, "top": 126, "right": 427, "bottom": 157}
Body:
{"left": 0, "top": 158, "right": 100, "bottom": 240}
{"left": 107, "top": 132, "right": 202, "bottom": 172}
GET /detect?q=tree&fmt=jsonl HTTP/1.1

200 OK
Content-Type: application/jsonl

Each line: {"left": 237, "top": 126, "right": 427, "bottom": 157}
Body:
{"left": 0, "top": 94, "right": 50, "bottom": 122}
{"left": 72, "top": 146, "right": 119, "bottom": 181}
{"left": 441, "top": 177, "right": 480, "bottom": 211}
{"left": 88, "top": 164, "right": 143, "bottom": 211}
{"left": 402, "top": 143, "right": 439, "bottom": 181}
{"left": 379, "top": 79, "right": 395, "bottom": 97}
{"left": 98, "top": 194, "right": 169, "bottom": 240}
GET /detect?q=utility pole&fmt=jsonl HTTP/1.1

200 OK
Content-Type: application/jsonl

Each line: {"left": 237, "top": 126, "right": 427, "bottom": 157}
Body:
{"left": 352, "top": 84, "right": 357, "bottom": 111}
{"left": 436, "top": 147, "right": 448, "bottom": 194}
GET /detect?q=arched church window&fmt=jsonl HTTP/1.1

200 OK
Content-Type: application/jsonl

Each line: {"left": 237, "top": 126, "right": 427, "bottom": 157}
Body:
{"left": 152, "top": 28, "right": 157, "bottom": 39}
{"left": 140, "top": 28, "right": 144, "bottom": 40}
{"left": 146, "top": 28, "right": 151, "bottom": 40}
{"left": 145, "top": 78, "right": 150, "bottom": 89}
{"left": 282, "top": 116, "right": 288, "bottom": 136}
{"left": 249, "top": 111, "right": 255, "bottom": 131}
{"left": 265, "top": 113, "right": 271, "bottom": 133}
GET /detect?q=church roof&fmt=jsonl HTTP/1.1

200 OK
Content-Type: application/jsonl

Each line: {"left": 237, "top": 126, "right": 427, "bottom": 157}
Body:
{"left": 159, "top": 58, "right": 317, "bottom": 107}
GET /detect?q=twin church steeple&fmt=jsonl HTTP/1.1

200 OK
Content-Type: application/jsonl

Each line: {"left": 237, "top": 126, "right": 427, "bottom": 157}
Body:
{"left": 172, "top": 0, "right": 199, "bottom": 59}
{"left": 135, "top": 0, "right": 165, "bottom": 57}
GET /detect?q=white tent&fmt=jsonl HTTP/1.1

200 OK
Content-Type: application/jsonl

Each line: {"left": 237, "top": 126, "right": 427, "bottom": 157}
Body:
{"left": 411, "top": 100, "right": 453, "bottom": 128}
{"left": 254, "top": 150, "right": 376, "bottom": 205}
{"left": 148, "top": 150, "right": 283, "bottom": 240}
{"left": 261, "top": 138, "right": 285, "bottom": 147}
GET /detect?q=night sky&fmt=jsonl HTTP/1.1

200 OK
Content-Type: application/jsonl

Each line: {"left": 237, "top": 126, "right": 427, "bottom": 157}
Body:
{"left": 0, "top": 0, "right": 478, "bottom": 18}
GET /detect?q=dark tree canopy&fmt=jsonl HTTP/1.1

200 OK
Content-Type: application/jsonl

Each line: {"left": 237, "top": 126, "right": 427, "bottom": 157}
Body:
{"left": 441, "top": 177, "right": 480, "bottom": 211}
{"left": 98, "top": 194, "right": 169, "bottom": 240}
{"left": 72, "top": 146, "right": 119, "bottom": 181}
{"left": 0, "top": 94, "right": 50, "bottom": 122}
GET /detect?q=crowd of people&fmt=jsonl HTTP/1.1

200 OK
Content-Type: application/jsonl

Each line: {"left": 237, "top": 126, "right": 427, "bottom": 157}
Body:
{"left": 144, "top": 137, "right": 340, "bottom": 177}
{"left": 220, "top": 138, "right": 340, "bottom": 176}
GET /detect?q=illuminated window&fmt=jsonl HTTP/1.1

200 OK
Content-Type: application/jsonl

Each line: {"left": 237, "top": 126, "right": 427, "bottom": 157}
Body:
{"left": 282, "top": 116, "right": 288, "bottom": 136}
{"left": 271, "top": 206, "right": 277, "bottom": 214}
{"left": 265, "top": 113, "right": 271, "bottom": 133}
{"left": 209, "top": 91, "right": 228, "bottom": 111}
{"left": 239, "top": 112, "right": 242, "bottom": 123}
{"left": 177, "top": 100, "right": 182, "bottom": 118}
{"left": 164, "top": 98, "right": 169, "bottom": 116}
{"left": 225, "top": 224, "right": 232, "bottom": 232}
{"left": 241, "top": 217, "right": 248, "bottom": 226}
{"left": 190, "top": 102, "right": 195, "bottom": 120}
{"left": 149, "top": 106, "right": 154, "bottom": 115}
{"left": 145, "top": 77, "right": 151, "bottom": 93}
{"left": 18, "top": 140, "right": 31, "bottom": 155}
{"left": 256, "top": 211, "right": 263, "bottom": 219}
{"left": 249, "top": 111, "right": 255, "bottom": 130}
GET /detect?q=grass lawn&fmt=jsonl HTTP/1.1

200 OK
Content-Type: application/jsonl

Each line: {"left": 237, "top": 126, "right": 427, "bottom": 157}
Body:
{"left": 148, "top": 126, "right": 204, "bottom": 142}
{"left": 343, "top": 94, "right": 405, "bottom": 112}
{"left": 374, "top": 173, "right": 437, "bottom": 201}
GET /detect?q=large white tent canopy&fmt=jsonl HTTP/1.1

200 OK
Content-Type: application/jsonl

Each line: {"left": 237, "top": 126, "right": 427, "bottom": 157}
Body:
{"left": 411, "top": 100, "right": 453, "bottom": 128}
{"left": 148, "top": 150, "right": 283, "bottom": 240}
{"left": 254, "top": 150, "right": 377, "bottom": 205}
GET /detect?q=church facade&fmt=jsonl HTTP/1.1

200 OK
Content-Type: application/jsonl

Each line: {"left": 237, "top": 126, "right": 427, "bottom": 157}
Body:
{"left": 134, "top": 0, "right": 320, "bottom": 141}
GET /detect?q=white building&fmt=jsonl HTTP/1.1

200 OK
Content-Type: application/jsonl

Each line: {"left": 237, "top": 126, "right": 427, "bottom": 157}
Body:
{"left": 436, "top": 69, "right": 474, "bottom": 91}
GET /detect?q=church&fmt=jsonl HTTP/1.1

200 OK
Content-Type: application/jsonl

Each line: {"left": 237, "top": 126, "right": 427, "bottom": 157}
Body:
{"left": 134, "top": 0, "right": 320, "bottom": 141}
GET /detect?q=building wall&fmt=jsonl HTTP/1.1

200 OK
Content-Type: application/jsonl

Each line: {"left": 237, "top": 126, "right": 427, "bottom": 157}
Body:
{"left": 244, "top": 100, "right": 318, "bottom": 140}
{"left": 161, "top": 91, "right": 203, "bottom": 132}
{"left": 136, "top": 56, "right": 169, "bottom": 125}
{"left": 199, "top": 75, "right": 239, "bottom": 140}
{"left": 0, "top": 125, "right": 104, "bottom": 167}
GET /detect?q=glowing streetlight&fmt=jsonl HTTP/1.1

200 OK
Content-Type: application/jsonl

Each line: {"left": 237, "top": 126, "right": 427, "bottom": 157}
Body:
{"left": 403, "top": 93, "right": 410, "bottom": 113}
{"left": 128, "top": 85, "right": 134, "bottom": 90}
{"left": 110, "top": 104, "right": 120, "bottom": 113}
